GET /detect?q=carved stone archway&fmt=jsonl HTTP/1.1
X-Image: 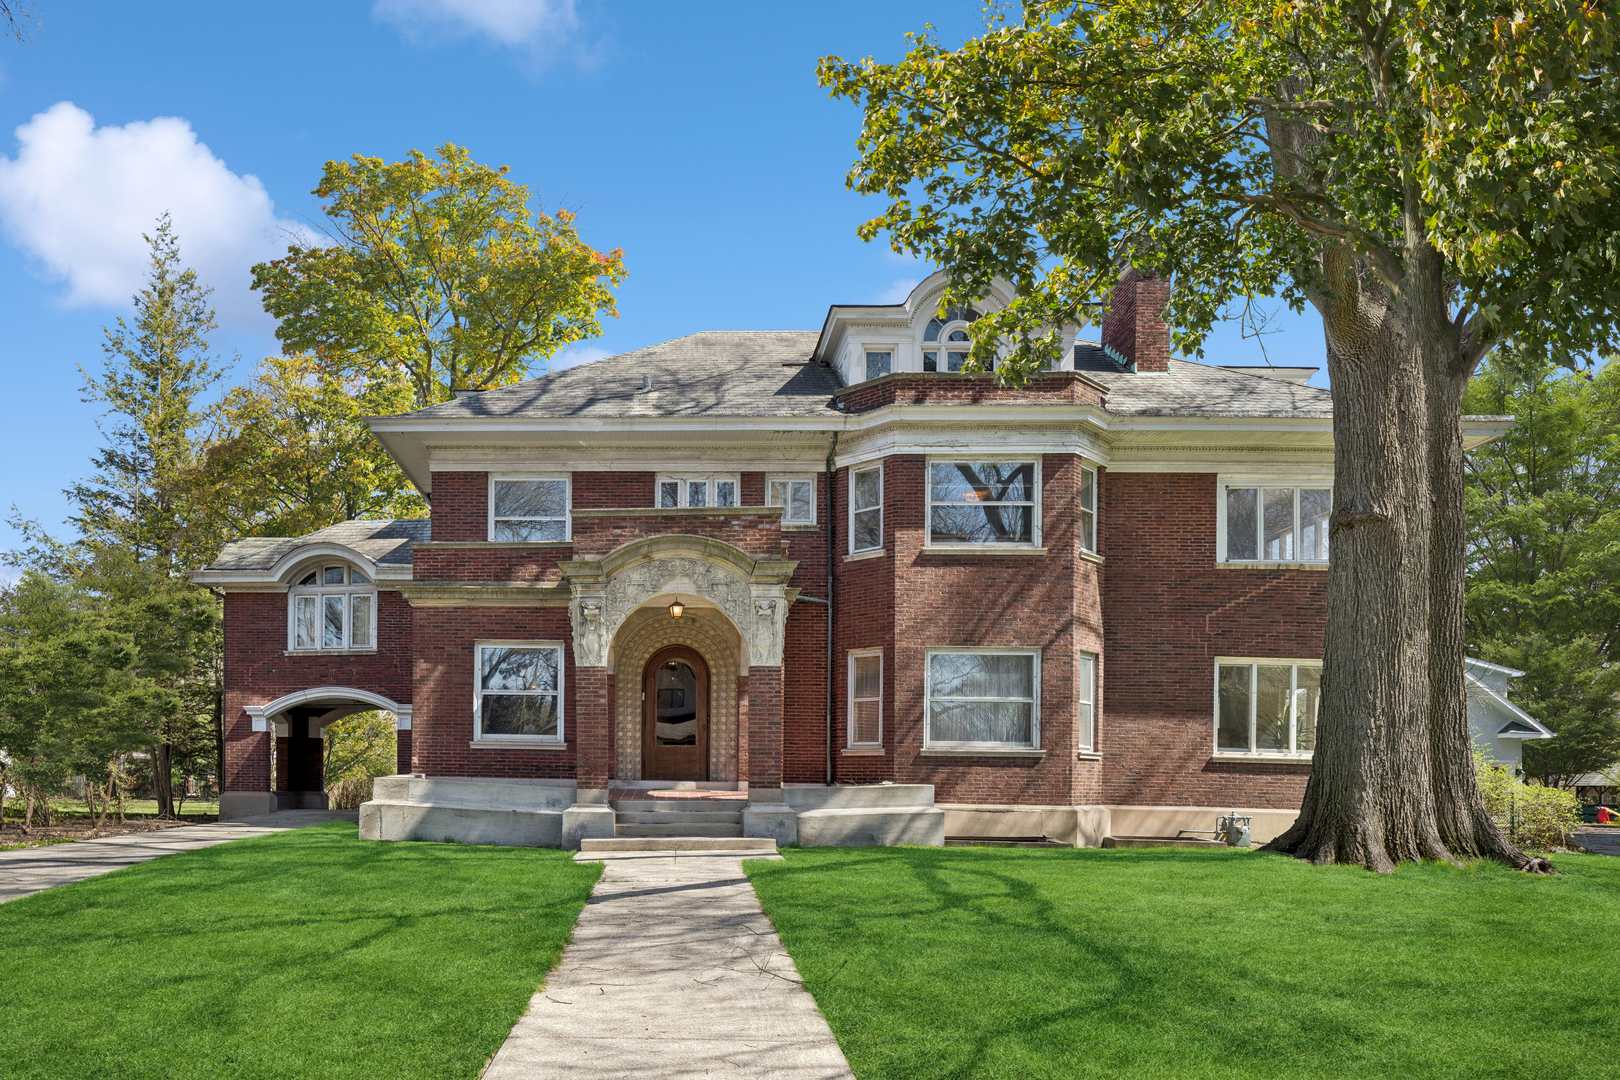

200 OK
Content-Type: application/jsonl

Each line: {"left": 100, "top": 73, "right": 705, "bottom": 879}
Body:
{"left": 561, "top": 535, "right": 797, "bottom": 670}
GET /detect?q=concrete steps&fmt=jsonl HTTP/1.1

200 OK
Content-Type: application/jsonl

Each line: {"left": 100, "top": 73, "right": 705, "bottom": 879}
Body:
{"left": 609, "top": 797, "right": 745, "bottom": 842}
{"left": 580, "top": 836, "right": 776, "bottom": 854}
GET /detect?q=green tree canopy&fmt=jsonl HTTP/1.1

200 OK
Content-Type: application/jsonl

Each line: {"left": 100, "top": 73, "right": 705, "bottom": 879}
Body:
{"left": 820, "top": 1, "right": 1620, "bottom": 870}
{"left": 1465, "top": 354, "right": 1620, "bottom": 786}
{"left": 252, "top": 143, "right": 626, "bottom": 410}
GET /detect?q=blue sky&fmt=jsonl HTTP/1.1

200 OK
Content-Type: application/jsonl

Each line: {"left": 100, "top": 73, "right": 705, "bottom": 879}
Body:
{"left": 0, "top": 1, "right": 1325, "bottom": 565}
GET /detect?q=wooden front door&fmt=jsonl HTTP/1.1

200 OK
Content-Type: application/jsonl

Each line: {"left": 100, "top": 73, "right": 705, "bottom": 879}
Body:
{"left": 643, "top": 646, "right": 709, "bottom": 781}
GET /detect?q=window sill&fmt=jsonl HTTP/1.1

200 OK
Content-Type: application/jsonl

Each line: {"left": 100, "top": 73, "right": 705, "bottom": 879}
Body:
{"left": 845, "top": 548, "right": 887, "bottom": 563}
{"left": 1211, "top": 752, "right": 1313, "bottom": 764}
{"left": 1076, "top": 750, "right": 1103, "bottom": 761}
{"left": 285, "top": 648, "right": 378, "bottom": 657}
{"left": 782, "top": 523, "right": 819, "bottom": 532}
{"left": 1216, "top": 561, "right": 1328, "bottom": 572}
{"left": 469, "top": 739, "right": 570, "bottom": 751}
{"left": 920, "top": 747, "right": 1047, "bottom": 758}
{"left": 1078, "top": 549, "right": 1104, "bottom": 565}
{"left": 842, "top": 746, "right": 886, "bottom": 756}
{"left": 920, "top": 545, "right": 1048, "bottom": 557}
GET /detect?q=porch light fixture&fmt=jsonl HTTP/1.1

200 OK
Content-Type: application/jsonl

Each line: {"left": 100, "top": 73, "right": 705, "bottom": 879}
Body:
{"left": 667, "top": 601, "right": 685, "bottom": 619}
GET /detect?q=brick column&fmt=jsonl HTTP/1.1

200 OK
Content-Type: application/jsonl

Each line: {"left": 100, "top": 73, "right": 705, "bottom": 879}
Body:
{"left": 574, "top": 666, "right": 613, "bottom": 793}
{"left": 746, "top": 665, "right": 783, "bottom": 790}
{"left": 395, "top": 730, "right": 412, "bottom": 776}
{"left": 219, "top": 694, "right": 276, "bottom": 820}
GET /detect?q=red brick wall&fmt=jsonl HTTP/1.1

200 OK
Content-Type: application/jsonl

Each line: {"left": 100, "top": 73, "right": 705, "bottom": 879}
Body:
{"left": 410, "top": 605, "right": 579, "bottom": 779}
{"left": 222, "top": 590, "right": 413, "bottom": 794}
{"left": 830, "top": 459, "right": 897, "bottom": 784}
{"left": 837, "top": 372, "right": 1105, "bottom": 414}
{"left": 1100, "top": 472, "right": 1324, "bottom": 808}
{"left": 747, "top": 666, "right": 784, "bottom": 789}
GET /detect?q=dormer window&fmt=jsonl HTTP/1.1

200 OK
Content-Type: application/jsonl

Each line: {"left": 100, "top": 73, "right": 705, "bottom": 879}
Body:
{"left": 289, "top": 564, "right": 376, "bottom": 652}
{"left": 922, "top": 306, "right": 980, "bottom": 372}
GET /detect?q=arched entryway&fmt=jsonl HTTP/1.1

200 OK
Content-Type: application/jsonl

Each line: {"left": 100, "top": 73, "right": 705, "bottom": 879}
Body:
{"left": 244, "top": 687, "right": 412, "bottom": 812}
{"left": 644, "top": 645, "right": 710, "bottom": 780}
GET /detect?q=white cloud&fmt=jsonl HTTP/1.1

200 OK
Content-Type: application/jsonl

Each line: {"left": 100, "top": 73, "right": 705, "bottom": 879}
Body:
{"left": 878, "top": 277, "right": 918, "bottom": 304}
{"left": 0, "top": 102, "right": 315, "bottom": 324}
{"left": 374, "top": 0, "right": 579, "bottom": 49}
{"left": 547, "top": 343, "right": 611, "bottom": 372}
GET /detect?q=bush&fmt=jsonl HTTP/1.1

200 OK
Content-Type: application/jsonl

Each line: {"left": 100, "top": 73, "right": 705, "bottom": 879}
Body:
{"left": 327, "top": 775, "right": 374, "bottom": 810}
{"left": 1476, "top": 753, "right": 1581, "bottom": 850}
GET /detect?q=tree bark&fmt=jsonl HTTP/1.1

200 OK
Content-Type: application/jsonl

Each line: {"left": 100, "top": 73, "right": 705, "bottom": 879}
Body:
{"left": 1266, "top": 248, "right": 1543, "bottom": 871}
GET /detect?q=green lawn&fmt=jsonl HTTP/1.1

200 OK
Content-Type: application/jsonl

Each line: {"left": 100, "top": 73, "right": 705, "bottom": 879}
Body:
{"left": 747, "top": 847, "right": 1620, "bottom": 1080}
{"left": 0, "top": 823, "right": 600, "bottom": 1080}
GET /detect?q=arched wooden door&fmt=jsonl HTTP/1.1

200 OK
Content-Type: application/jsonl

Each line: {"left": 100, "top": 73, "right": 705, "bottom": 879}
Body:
{"left": 643, "top": 645, "right": 709, "bottom": 780}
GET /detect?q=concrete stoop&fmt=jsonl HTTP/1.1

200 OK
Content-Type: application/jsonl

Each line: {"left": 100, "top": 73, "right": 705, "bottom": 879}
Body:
{"left": 360, "top": 776, "right": 948, "bottom": 849}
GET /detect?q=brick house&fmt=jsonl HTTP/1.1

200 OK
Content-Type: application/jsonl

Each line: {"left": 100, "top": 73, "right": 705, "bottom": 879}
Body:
{"left": 193, "top": 271, "right": 1508, "bottom": 847}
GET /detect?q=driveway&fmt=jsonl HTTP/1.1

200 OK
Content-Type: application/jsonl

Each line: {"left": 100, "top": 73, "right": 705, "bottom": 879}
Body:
{"left": 0, "top": 810, "right": 353, "bottom": 903}
{"left": 1573, "top": 827, "right": 1620, "bottom": 856}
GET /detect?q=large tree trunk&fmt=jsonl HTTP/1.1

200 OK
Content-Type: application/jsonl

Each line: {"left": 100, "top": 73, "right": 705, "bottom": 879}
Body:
{"left": 1266, "top": 250, "right": 1540, "bottom": 871}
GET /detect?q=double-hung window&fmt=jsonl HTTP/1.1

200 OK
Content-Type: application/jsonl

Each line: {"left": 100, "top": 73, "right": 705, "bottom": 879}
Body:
{"left": 925, "top": 648, "right": 1040, "bottom": 750}
{"left": 1214, "top": 659, "right": 1321, "bottom": 758}
{"left": 1077, "top": 652, "right": 1098, "bottom": 752}
{"left": 849, "top": 464, "right": 883, "bottom": 553}
{"left": 1221, "top": 482, "right": 1331, "bottom": 563}
{"left": 475, "top": 642, "right": 565, "bottom": 743}
{"left": 927, "top": 459, "right": 1039, "bottom": 546}
{"left": 767, "top": 475, "right": 816, "bottom": 525}
{"left": 288, "top": 564, "right": 376, "bottom": 652}
{"left": 848, "top": 650, "right": 883, "bottom": 749}
{"left": 656, "top": 473, "right": 739, "bottom": 510}
{"left": 490, "top": 476, "right": 570, "bottom": 541}
{"left": 1079, "top": 465, "right": 1099, "bottom": 553}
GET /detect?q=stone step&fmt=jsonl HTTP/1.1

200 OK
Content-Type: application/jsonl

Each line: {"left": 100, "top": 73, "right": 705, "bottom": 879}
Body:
{"left": 609, "top": 798, "right": 746, "bottom": 815}
{"left": 616, "top": 821, "right": 744, "bottom": 839}
{"left": 580, "top": 836, "right": 777, "bottom": 853}
{"left": 614, "top": 809, "right": 744, "bottom": 826}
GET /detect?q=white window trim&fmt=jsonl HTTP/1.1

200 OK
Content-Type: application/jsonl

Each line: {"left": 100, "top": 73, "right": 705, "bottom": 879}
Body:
{"left": 862, "top": 344, "right": 898, "bottom": 382}
{"left": 1077, "top": 651, "right": 1098, "bottom": 753}
{"left": 1216, "top": 478, "right": 1332, "bottom": 565}
{"left": 847, "top": 649, "right": 884, "bottom": 750}
{"left": 1079, "top": 464, "right": 1099, "bottom": 554}
{"left": 766, "top": 473, "right": 817, "bottom": 526}
{"left": 923, "top": 646, "right": 1042, "bottom": 751}
{"left": 287, "top": 565, "right": 377, "bottom": 653}
{"left": 925, "top": 457, "right": 1042, "bottom": 549}
{"left": 655, "top": 473, "right": 741, "bottom": 510}
{"left": 488, "top": 475, "right": 572, "bottom": 542}
{"left": 1212, "top": 656, "right": 1321, "bottom": 760}
{"left": 473, "top": 640, "right": 566, "bottom": 745}
{"left": 921, "top": 317, "right": 977, "bottom": 372}
{"left": 848, "top": 463, "right": 884, "bottom": 555}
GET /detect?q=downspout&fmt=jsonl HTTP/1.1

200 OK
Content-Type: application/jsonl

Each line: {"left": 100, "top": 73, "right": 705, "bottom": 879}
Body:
{"left": 824, "top": 432, "right": 838, "bottom": 785}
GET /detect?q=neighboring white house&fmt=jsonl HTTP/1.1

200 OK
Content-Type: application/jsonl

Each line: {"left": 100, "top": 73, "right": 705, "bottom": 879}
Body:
{"left": 1466, "top": 657, "right": 1555, "bottom": 772}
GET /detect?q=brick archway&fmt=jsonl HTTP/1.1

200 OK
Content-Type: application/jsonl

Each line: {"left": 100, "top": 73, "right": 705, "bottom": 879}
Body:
{"left": 611, "top": 607, "right": 742, "bottom": 781}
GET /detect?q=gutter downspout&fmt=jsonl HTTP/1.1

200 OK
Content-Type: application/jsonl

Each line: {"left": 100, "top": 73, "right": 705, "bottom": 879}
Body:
{"left": 824, "top": 432, "right": 838, "bottom": 785}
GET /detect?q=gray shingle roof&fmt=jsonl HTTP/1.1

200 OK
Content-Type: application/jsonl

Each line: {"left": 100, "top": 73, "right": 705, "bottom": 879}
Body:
{"left": 388, "top": 332, "right": 1333, "bottom": 423}
{"left": 400, "top": 331, "right": 837, "bottom": 420}
{"left": 1085, "top": 359, "right": 1334, "bottom": 418}
{"left": 206, "top": 519, "right": 429, "bottom": 573}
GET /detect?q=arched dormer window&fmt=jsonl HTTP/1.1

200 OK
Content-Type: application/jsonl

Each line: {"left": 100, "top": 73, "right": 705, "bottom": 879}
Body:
{"left": 288, "top": 563, "right": 376, "bottom": 652}
{"left": 922, "top": 306, "right": 982, "bottom": 372}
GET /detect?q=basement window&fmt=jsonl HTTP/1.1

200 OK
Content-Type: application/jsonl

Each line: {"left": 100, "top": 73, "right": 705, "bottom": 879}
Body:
{"left": 1214, "top": 659, "right": 1320, "bottom": 758}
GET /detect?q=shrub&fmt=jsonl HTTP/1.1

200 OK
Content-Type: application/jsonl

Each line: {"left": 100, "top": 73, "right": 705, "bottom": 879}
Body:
{"left": 327, "top": 775, "right": 374, "bottom": 811}
{"left": 1476, "top": 753, "right": 1581, "bottom": 850}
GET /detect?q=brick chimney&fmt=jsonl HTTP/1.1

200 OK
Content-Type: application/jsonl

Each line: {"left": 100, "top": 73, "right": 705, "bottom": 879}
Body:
{"left": 1101, "top": 267, "right": 1171, "bottom": 373}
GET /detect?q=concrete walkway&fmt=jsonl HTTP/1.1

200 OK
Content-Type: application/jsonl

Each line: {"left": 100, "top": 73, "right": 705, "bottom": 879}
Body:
{"left": 0, "top": 810, "right": 352, "bottom": 903}
{"left": 1574, "top": 827, "right": 1620, "bottom": 856}
{"left": 484, "top": 850, "right": 853, "bottom": 1080}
